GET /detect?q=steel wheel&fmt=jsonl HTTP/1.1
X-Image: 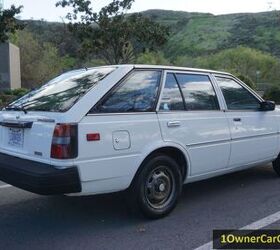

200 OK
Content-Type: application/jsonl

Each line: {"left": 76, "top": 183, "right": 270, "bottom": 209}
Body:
{"left": 127, "top": 154, "right": 183, "bottom": 219}
{"left": 144, "top": 166, "right": 175, "bottom": 209}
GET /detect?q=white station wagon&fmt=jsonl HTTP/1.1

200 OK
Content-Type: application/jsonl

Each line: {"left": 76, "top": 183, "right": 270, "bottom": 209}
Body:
{"left": 0, "top": 65, "right": 279, "bottom": 218}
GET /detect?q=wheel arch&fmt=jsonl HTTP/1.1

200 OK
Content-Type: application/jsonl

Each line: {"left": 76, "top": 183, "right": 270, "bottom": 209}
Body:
{"left": 129, "top": 145, "right": 189, "bottom": 188}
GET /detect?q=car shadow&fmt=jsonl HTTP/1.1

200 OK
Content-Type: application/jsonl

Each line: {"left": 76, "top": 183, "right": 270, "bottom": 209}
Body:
{"left": 0, "top": 164, "right": 279, "bottom": 249}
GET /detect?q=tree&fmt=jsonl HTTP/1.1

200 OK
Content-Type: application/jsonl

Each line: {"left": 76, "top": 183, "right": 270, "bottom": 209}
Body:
{"left": 236, "top": 75, "right": 256, "bottom": 89}
{"left": 56, "top": 0, "right": 169, "bottom": 64}
{"left": 136, "top": 51, "right": 170, "bottom": 65}
{"left": 0, "top": 5, "right": 23, "bottom": 42}
{"left": 188, "top": 47, "right": 280, "bottom": 85}
{"left": 264, "top": 85, "right": 280, "bottom": 104}
{"left": 11, "top": 30, "right": 75, "bottom": 88}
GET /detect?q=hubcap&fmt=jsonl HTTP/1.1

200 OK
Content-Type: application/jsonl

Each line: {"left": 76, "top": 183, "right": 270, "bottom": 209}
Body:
{"left": 144, "top": 166, "right": 175, "bottom": 209}
{"left": 159, "top": 183, "right": 165, "bottom": 192}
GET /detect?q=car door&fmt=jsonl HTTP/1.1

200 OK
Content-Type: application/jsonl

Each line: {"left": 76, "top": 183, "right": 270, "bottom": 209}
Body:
{"left": 214, "top": 75, "right": 279, "bottom": 167}
{"left": 157, "top": 71, "right": 231, "bottom": 176}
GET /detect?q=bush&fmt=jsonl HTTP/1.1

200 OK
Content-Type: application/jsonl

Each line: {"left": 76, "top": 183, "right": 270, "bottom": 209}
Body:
{"left": 236, "top": 75, "right": 256, "bottom": 89}
{"left": 136, "top": 51, "right": 170, "bottom": 65}
{"left": 264, "top": 85, "right": 280, "bottom": 104}
{"left": 0, "top": 88, "right": 29, "bottom": 108}
{"left": 182, "top": 47, "right": 280, "bottom": 85}
{"left": 10, "top": 88, "right": 29, "bottom": 97}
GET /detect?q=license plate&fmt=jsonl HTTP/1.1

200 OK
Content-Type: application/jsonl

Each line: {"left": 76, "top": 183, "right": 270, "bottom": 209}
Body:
{"left": 8, "top": 128, "right": 24, "bottom": 148}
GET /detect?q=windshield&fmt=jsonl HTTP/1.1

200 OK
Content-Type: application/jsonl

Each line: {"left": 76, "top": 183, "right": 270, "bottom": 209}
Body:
{"left": 5, "top": 67, "right": 116, "bottom": 112}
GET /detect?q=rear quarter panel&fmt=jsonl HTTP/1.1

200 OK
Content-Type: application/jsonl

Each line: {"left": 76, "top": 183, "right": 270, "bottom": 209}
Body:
{"left": 76, "top": 113, "right": 164, "bottom": 195}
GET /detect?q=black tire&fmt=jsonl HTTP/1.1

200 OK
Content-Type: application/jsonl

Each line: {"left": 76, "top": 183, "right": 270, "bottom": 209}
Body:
{"left": 127, "top": 154, "right": 183, "bottom": 219}
{"left": 273, "top": 155, "right": 280, "bottom": 176}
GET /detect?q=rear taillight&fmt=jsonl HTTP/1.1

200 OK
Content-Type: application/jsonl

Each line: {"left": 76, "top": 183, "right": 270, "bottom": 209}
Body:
{"left": 51, "top": 123, "right": 78, "bottom": 159}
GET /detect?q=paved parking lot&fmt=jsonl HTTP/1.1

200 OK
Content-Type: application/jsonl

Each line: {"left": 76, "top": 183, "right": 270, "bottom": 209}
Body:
{"left": 1, "top": 164, "right": 280, "bottom": 250}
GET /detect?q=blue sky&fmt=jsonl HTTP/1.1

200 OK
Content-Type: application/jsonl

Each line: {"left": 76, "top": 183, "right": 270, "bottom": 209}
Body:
{"left": 4, "top": 0, "right": 280, "bottom": 22}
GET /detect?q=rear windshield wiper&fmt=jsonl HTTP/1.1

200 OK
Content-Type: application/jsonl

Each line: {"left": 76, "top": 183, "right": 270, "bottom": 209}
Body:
{"left": 4, "top": 106, "right": 28, "bottom": 114}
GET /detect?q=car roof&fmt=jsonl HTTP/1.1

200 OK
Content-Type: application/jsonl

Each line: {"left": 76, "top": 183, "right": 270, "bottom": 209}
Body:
{"left": 116, "top": 64, "right": 233, "bottom": 77}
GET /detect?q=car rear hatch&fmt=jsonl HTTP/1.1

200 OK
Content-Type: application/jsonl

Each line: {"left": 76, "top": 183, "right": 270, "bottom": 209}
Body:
{"left": 0, "top": 66, "right": 123, "bottom": 164}
{"left": 0, "top": 111, "right": 57, "bottom": 163}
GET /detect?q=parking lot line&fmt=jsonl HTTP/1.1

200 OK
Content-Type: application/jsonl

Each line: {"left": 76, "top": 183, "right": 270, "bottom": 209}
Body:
{"left": 194, "top": 210, "right": 280, "bottom": 250}
{"left": 0, "top": 184, "right": 12, "bottom": 189}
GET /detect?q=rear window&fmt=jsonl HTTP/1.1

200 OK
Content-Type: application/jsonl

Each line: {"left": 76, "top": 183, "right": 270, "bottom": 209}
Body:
{"left": 5, "top": 67, "right": 116, "bottom": 112}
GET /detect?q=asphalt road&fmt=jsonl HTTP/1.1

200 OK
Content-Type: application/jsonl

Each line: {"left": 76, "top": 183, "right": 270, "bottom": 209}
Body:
{"left": 1, "top": 164, "right": 280, "bottom": 250}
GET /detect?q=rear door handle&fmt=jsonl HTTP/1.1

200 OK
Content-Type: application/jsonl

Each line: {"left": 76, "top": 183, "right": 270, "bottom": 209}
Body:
{"left": 233, "top": 118, "right": 242, "bottom": 122}
{"left": 167, "top": 121, "right": 181, "bottom": 127}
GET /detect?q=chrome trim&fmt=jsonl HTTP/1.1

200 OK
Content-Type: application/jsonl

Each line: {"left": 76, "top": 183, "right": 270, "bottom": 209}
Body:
{"left": 157, "top": 110, "right": 225, "bottom": 114}
{"left": 186, "top": 132, "right": 279, "bottom": 148}
{"left": 225, "top": 110, "right": 261, "bottom": 113}
{"left": 156, "top": 71, "right": 167, "bottom": 111}
{"left": 37, "top": 118, "right": 55, "bottom": 123}
{"left": 231, "top": 132, "right": 279, "bottom": 142}
{"left": 167, "top": 121, "right": 181, "bottom": 127}
{"left": 87, "top": 112, "right": 157, "bottom": 116}
{"left": 186, "top": 139, "right": 231, "bottom": 147}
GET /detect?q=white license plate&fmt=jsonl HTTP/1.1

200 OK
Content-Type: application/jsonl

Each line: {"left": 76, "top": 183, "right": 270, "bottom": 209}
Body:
{"left": 8, "top": 128, "right": 24, "bottom": 147}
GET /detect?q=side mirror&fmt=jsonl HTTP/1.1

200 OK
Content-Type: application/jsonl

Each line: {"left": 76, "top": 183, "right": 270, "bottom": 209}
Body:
{"left": 260, "top": 100, "right": 276, "bottom": 111}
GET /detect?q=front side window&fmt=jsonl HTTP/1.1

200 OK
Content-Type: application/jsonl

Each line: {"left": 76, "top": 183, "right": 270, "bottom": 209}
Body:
{"left": 216, "top": 77, "right": 260, "bottom": 110}
{"left": 160, "top": 73, "right": 185, "bottom": 111}
{"left": 93, "top": 70, "right": 161, "bottom": 113}
{"left": 176, "top": 74, "right": 219, "bottom": 111}
{"left": 5, "top": 67, "right": 116, "bottom": 112}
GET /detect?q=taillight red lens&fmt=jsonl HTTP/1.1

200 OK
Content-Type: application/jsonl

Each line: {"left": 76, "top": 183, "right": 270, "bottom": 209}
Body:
{"left": 53, "top": 124, "right": 71, "bottom": 137}
{"left": 51, "top": 124, "right": 78, "bottom": 159}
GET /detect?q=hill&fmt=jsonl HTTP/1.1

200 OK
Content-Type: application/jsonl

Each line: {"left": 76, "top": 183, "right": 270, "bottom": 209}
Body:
{"left": 10, "top": 9, "right": 280, "bottom": 92}
{"left": 22, "top": 9, "right": 280, "bottom": 60}
{"left": 141, "top": 10, "right": 280, "bottom": 59}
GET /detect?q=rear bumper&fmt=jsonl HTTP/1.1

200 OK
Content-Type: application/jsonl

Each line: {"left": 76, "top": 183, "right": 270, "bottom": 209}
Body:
{"left": 0, "top": 153, "right": 81, "bottom": 195}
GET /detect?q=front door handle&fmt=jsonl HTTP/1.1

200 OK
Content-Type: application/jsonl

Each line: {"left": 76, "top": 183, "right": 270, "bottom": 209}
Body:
{"left": 167, "top": 121, "right": 181, "bottom": 127}
{"left": 233, "top": 118, "right": 242, "bottom": 122}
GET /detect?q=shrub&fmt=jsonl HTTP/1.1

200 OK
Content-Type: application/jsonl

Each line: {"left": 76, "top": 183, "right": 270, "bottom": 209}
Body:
{"left": 0, "top": 88, "right": 29, "bottom": 108}
{"left": 236, "top": 74, "right": 256, "bottom": 89}
{"left": 264, "top": 85, "right": 280, "bottom": 104}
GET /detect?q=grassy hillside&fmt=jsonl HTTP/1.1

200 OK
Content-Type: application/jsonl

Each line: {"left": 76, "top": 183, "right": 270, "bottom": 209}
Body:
{"left": 141, "top": 9, "right": 213, "bottom": 25}
{"left": 22, "top": 9, "right": 280, "bottom": 60}
{"left": 140, "top": 10, "right": 280, "bottom": 59}
{"left": 10, "top": 9, "right": 280, "bottom": 92}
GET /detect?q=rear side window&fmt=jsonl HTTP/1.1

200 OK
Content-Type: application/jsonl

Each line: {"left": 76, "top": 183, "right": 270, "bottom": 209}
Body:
{"left": 216, "top": 77, "right": 260, "bottom": 110}
{"left": 176, "top": 74, "right": 219, "bottom": 111}
{"left": 160, "top": 73, "right": 185, "bottom": 111}
{"left": 93, "top": 70, "right": 161, "bottom": 113}
{"left": 5, "top": 67, "right": 116, "bottom": 112}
